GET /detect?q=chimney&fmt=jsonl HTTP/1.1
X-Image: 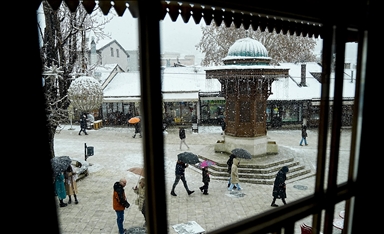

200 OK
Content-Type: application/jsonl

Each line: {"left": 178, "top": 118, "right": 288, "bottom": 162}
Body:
{"left": 300, "top": 64, "right": 306, "bottom": 86}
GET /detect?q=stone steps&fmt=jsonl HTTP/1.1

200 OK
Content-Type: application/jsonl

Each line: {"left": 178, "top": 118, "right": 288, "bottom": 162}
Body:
{"left": 191, "top": 155, "right": 314, "bottom": 185}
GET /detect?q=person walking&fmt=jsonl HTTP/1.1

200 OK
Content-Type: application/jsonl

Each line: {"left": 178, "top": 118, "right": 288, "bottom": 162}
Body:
{"left": 271, "top": 166, "right": 289, "bottom": 207}
{"left": 113, "top": 178, "right": 131, "bottom": 234}
{"left": 78, "top": 113, "right": 88, "bottom": 135}
{"left": 179, "top": 127, "right": 189, "bottom": 150}
{"left": 64, "top": 164, "right": 79, "bottom": 204}
{"left": 132, "top": 122, "right": 142, "bottom": 138}
{"left": 220, "top": 117, "right": 226, "bottom": 135}
{"left": 228, "top": 157, "right": 242, "bottom": 191}
{"left": 170, "top": 160, "right": 194, "bottom": 196}
{"left": 54, "top": 172, "right": 67, "bottom": 207}
{"left": 199, "top": 166, "right": 210, "bottom": 195}
{"left": 226, "top": 154, "right": 236, "bottom": 188}
{"left": 133, "top": 177, "right": 146, "bottom": 227}
{"left": 299, "top": 124, "right": 308, "bottom": 146}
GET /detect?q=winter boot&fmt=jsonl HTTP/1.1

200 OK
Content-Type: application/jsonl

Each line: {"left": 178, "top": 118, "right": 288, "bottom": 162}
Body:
{"left": 199, "top": 187, "right": 203, "bottom": 192}
{"left": 170, "top": 190, "right": 177, "bottom": 196}
{"left": 203, "top": 190, "right": 209, "bottom": 195}
{"left": 187, "top": 190, "right": 195, "bottom": 195}
{"left": 59, "top": 199, "right": 67, "bottom": 207}
{"left": 68, "top": 196, "right": 72, "bottom": 204}
{"left": 74, "top": 194, "right": 78, "bottom": 204}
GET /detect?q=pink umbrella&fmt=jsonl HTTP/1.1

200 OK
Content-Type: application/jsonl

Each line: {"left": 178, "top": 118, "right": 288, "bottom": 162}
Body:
{"left": 200, "top": 160, "right": 215, "bottom": 168}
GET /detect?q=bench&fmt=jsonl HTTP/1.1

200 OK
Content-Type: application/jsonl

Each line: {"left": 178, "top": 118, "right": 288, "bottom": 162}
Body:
{"left": 93, "top": 120, "right": 103, "bottom": 130}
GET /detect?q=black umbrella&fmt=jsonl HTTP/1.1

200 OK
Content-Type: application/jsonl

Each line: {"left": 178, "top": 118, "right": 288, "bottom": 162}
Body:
{"left": 231, "top": 148, "right": 252, "bottom": 159}
{"left": 177, "top": 152, "right": 200, "bottom": 164}
{"left": 51, "top": 156, "right": 72, "bottom": 178}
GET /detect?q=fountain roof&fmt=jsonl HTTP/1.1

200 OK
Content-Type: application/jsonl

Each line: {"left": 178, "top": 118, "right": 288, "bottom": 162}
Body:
{"left": 227, "top": 37, "right": 269, "bottom": 57}
{"left": 222, "top": 37, "right": 271, "bottom": 63}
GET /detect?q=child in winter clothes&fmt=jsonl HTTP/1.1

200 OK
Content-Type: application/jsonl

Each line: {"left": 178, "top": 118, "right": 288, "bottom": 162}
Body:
{"left": 199, "top": 167, "right": 210, "bottom": 195}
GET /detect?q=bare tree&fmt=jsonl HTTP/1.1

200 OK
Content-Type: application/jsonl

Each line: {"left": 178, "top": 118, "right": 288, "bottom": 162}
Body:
{"left": 38, "top": 1, "right": 113, "bottom": 158}
{"left": 196, "top": 23, "right": 318, "bottom": 66}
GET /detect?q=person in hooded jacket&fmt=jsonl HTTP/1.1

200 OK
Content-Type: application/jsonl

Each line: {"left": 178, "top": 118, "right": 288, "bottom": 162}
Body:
{"left": 113, "top": 178, "right": 130, "bottom": 234}
{"left": 170, "top": 160, "right": 194, "bottom": 196}
{"left": 271, "top": 166, "right": 289, "bottom": 207}
{"left": 228, "top": 157, "right": 242, "bottom": 191}
{"left": 199, "top": 166, "right": 210, "bottom": 195}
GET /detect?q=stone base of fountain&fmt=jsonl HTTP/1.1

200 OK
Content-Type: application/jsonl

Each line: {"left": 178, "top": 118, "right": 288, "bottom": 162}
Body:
{"left": 214, "top": 135, "right": 278, "bottom": 157}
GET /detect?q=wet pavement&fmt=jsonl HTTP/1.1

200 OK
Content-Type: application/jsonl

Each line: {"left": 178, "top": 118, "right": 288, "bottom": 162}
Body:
{"left": 54, "top": 125, "right": 349, "bottom": 233}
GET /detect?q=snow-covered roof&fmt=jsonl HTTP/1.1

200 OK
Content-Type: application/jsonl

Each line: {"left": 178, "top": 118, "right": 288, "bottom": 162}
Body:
{"left": 102, "top": 66, "right": 222, "bottom": 101}
{"left": 93, "top": 64, "right": 120, "bottom": 85}
{"left": 102, "top": 63, "right": 356, "bottom": 102}
{"left": 268, "top": 62, "right": 356, "bottom": 100}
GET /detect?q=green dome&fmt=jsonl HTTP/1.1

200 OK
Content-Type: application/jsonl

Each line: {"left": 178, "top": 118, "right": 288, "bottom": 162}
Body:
{"left": 227, "top": 37, "right": 268, "bottom": 57}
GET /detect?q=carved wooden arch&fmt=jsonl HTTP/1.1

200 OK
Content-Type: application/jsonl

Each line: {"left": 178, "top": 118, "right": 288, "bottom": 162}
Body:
{"left": 43, "top": 0, "right": 325, "bottom": 39}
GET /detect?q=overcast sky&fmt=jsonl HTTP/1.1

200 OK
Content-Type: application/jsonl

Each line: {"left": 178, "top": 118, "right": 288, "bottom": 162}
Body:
{"left": 37, "top": 4, "right": 334, "bottom": 64}
{"left": 102, "top": 12, "right": 206, "bottom": 63}
{"left": 102, "top": 12, "right": 326, "bottom": 64}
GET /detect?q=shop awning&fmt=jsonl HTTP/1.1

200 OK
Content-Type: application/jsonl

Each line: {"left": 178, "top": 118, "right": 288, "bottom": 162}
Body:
{"left": 162, "top": 92, "right": 199, "bottom": 102}
{"left": 103, "top": 97, "right": 141, "bottom": 103}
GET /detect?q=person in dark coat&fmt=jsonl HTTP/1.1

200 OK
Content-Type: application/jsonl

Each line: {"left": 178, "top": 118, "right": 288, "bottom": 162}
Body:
{"left": 132, "top": 122, "right": 142, "bottom": 138}
{"left": 220, "top": 117, "right": 226, "bottom": 136}
{"left": 199, "top": 166, "right": 210, "bottom": 195}
{"left": 226, "top": 154, "right": 236, "bottom": 188}
{"left": 179, "top": 127, "right": 189, "bottom": 150}
{"left": 299, "top": 124, "right": 308, "bottom": 146}
{"left": 78, "top": 113, "right": 88, "bottom": 135}
{"left": 113, "top": 178, "right": 130, "bottom": 234}
{"left": 271, "top": 166, "right": 289, "bottom": 207}
{"left": 170, "top": 160, "right": 194, "bottom": 196}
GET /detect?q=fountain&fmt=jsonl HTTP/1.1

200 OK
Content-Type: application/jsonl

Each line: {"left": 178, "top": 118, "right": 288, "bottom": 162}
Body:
{"left": 205, "top": 36, "right": 289, "bottom": 157}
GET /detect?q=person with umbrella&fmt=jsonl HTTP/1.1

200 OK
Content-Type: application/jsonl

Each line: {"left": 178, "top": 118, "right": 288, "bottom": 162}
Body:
{"left": 199, "top": 166, "right": 210, "bottom": 195}
{"left": 170, "top": 160, "right": 195, "bottom": 196}
{"left": 132, "top": 177, "right": 146, "bottom": 227}
{"left": 54, "top": 172, "right": 68, "bottom": 207}
{"left": 228, "top": 157, "right": 242, "bottom": 191}
{"left": 226, "top": 154, "right": 237, "bottom": 188}
{"left": 271, "top": 166, "right": 289, "bottom": 207}
{"left": 129, "top": 117, "right": 142, "bottom": 138}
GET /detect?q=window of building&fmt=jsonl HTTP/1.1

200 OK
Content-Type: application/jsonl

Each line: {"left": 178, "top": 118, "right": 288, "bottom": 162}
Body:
{"left": 116, "top": 49, "right": 119, "bottom": 57}
{"left": 110, "top": 47, "right": 114, "bottom": 57}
